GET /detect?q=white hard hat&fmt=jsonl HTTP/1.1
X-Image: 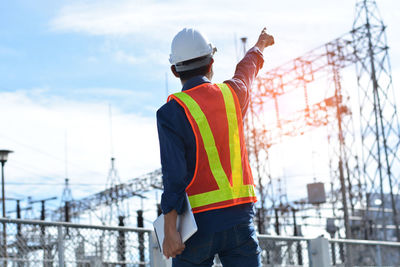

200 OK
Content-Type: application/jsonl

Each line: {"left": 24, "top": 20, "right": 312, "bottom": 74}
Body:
{"left": 169, "top": 28, "right": 216, "bottom": 71}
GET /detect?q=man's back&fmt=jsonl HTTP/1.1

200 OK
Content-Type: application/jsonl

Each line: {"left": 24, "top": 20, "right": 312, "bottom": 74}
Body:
{"left": 157, "top": 45, "right": 264, "bottom": 233}
{"left": 157, "top": 27, "right": 274, "bottom": 266}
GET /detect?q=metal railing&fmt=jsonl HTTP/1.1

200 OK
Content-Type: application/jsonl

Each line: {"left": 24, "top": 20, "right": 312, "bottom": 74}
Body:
{"left": 257, "top": 235, "right": 311, "bottom": 266}
{"left": 257, "top": 234, "right": 400, "bottom": 266}
{"left": 0, "top": 218, "right": 153, "bottom": 266}
{"left": 1, "top": 218, "right": 400, "bottom": 266}
{"left": 329, "top": 238, "right": 400, "bottom": 266}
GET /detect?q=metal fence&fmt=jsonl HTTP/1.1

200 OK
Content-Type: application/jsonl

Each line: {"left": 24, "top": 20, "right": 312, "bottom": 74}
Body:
{"left": 1, "top": 218, "right": 400, "bottom": 266}
{"left": 257, "top": 235, "right": 400, "bottom": 267}
{"left": 329, "top": 238, "right": 400, "bottom": 266}
{"left": 257, "top": 235, "right": 310, "bottom": 266}
{"left": 0, "top": 218, "right": 153, "bottom": 266}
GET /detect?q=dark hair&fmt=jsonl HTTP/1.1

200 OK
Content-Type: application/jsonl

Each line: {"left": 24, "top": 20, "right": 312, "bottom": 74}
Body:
{"left": 177, "top": 65, "right": 210, "bottom": 80}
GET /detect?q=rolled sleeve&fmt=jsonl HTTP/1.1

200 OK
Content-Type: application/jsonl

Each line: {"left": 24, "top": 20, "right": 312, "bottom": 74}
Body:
{"left": 156, "top": 104, "right": 188, "bottom": 214}
{"left": 224, "top": 47, "right": 264, "bottom": 116}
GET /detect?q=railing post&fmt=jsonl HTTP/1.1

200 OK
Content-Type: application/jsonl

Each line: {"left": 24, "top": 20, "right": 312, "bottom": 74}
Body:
{"left": 57, "top": 226, "right": 65, "bottom": 267}
{"left": 149, "top": 231, "right": 155, "bottom": 267}
{"left": 376, "top": 244, "right": 382, "bottom": 266}
{"left": 330, "top": 241, "right": 336, "bottom": 266}
{"left": 149, "top": 231, "right": 171, "bottom": 267}
{"left": 308, "top": 236, "right": 331, "bottom": 267}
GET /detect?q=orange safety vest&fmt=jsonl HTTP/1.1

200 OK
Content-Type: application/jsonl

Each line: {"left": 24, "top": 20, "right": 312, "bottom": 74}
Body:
{"left": 168, "top": 83, "right": 257, "bottom": 213}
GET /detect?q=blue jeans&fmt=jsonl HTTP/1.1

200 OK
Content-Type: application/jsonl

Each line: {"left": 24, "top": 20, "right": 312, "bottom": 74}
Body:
{"left": 172, "top": 222, "right": 261, "bottom": 267}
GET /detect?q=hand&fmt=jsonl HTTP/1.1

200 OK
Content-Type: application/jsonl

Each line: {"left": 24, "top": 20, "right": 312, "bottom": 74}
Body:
{"left": 255, "top": 27, "right": 274, "bottom": 52}
{"left": 163, "top": 210, "right": 185, "bottom": 259}
{"left": 163, "top": 228, "right": 185, "bottom": 259}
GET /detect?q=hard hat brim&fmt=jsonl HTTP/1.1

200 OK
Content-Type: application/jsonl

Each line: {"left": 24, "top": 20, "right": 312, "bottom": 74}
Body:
{"left": 174, "top": 54, "right": 214, "bottom": 72}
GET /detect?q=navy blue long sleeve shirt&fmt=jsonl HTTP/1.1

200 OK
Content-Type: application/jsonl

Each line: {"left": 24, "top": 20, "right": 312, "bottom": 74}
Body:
{"left": 157, "top": 47, "right": 264, "bottom": 233}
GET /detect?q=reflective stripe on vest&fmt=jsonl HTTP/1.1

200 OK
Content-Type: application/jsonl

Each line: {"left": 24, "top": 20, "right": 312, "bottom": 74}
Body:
{"left": 169, "top": 83, "right": 256, "bottom": 213}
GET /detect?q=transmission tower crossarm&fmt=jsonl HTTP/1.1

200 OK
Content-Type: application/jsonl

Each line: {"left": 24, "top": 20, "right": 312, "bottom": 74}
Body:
{"left": 50, "top": 169, "right": 163, "bottom": 220}
{"left": 255, "top": 33, "right": 357, "bottom": 101}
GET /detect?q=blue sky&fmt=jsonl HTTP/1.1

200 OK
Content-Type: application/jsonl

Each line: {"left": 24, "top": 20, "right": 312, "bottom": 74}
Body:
{"left": 1, "top": 0, "right": 166, "bottom": 115}
{"left": 1, "top": 0, "right": 399, "bottom": 222}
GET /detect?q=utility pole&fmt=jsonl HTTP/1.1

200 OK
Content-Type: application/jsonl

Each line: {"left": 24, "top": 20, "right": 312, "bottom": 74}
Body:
{"left": 8, "top": 198, "right": 38, "bottom": 267}
{"left": 29, "top": 197, "right": 57, "bottom": 221}
{"left": 274, "top": 208, "right": 280, "bottom": 235}
{"left": 30, "top": 196, "right": 57, "bottom": 238}
{"left": 6, "top": 199, "right": 25, "bottom": 236}
{"left": 30, "top": 196, "right": 57, "bottom": 267}
{"left": 7, "top": 199, "right": 28, "bottom": 267}
{"left": 118, "top": 216, "right": 126, "bottom": 267}
{"left": 61, "top": 178, "right": 73, "bottom": 222}
{"left": 137, "top": 210, "right": 145, "bottom": 267}
{"left": 292, "top": 207, "right": 303, "bottom": 265}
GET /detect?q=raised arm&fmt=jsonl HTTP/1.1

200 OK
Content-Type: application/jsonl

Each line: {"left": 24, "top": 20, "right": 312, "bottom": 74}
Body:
{"left": 225, "top": 27, "right": 275, "bottom": 116}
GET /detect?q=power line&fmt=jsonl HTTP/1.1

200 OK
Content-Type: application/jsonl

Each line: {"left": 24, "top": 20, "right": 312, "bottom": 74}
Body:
{"left": 7, "top": 161, "right": 63, "bottom": 180}
{"left": 0, "top": 132, "right": 105, "bottom": 177}
{"left": 6, "top": 182, "right": 105, "bottom": 186}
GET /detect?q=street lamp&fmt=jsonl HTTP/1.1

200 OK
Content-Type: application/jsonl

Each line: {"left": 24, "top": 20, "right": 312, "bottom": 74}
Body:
{"left": 0, "top": 149, "right": 12, "bottom": 265}
{"left": 0, "top": 150, "right": 13, "bottom": 218}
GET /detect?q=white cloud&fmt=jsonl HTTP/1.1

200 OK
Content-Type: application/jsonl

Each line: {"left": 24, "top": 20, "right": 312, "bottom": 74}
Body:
{"left": 48, "top": 0, "right": 400, "bottom": 93}
{"left": 49, "top": 0, "right": 400, "bottom": 80}
{"left": 50, "top": 0, "right": 175, "bottom": 37}
{"left": 49, "top": 0, "right": 400, "bottom": 64}
{"left": 0, "top": 90, "right": 160, "bottom": 203}
{"left": 73, "top": 87, "right": 149, "bottom": 98}
{"left": 50, "top": 0, "right": 354, "bottom": 37}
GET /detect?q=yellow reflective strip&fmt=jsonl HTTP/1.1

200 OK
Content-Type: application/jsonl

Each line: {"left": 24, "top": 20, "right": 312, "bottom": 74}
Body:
{"left": 173, "top": 92, "right": 230, "bottom": 189}
{"left": 189, "top": 184, "right": 256, "bottom": 208}
{"left": 217, "top": 83, "right": 243, "bottom": 189}
{"left": 174, "top": 87, "right": 256, "bottom": 210}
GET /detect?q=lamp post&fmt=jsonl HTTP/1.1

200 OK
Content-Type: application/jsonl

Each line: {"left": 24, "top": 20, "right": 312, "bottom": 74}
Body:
{"left": 0, "top": 149, "right": 13, "bottom": 265}
{"left": 0, "top": 150, "right": 13, "bottom": 218}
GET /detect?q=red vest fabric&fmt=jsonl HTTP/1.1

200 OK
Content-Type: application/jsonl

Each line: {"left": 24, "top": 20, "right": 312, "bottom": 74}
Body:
{"left": 168, "top": 83, "right": 257, "bottom": 213}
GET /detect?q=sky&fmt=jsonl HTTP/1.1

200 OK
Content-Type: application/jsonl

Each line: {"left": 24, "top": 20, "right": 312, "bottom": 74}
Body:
{"left": 1, "top": 0, "right": 399, "bottom": 224}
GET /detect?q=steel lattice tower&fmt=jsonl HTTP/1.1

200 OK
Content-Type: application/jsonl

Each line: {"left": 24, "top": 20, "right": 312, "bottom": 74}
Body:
{"left": 102, "top": 157, "right": 131, "bottom": 225}
{"left": 245, "top": 0, "right": 400, "bottom": 240}
{"left": 352, "top": 0, "right": 400, "bottom": 241}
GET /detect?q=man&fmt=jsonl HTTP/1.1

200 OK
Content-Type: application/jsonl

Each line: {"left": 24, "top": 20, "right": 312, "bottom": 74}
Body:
{"left": 157, "top": 27, "right": 274, "bottom": 267}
